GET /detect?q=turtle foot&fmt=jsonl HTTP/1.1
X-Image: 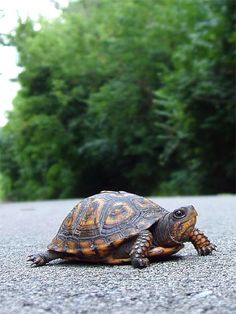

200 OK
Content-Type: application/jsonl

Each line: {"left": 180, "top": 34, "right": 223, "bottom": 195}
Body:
{"left": 132, "top": 257, "right": 150, "bottom": 269}
{"left": 197, "top": 243, "right": 217, "bottom": 256}
{"left": 189, "top": 228, "right": 216, "bottom": 256}
{"left": 27, "top": 254, "right": 46, "bottom": 267}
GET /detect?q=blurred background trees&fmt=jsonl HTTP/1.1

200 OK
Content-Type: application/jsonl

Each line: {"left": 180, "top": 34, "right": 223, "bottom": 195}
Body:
{"left": 0, "top": 0, "right": 235, "bottom": 200}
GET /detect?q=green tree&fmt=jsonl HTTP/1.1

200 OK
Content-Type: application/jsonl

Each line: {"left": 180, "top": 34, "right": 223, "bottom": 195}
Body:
{"left": 155, "top": 0, "right": 236, "bottom": 194}
{"left": 0, "top": 0, "right": 235, "bottom": 200}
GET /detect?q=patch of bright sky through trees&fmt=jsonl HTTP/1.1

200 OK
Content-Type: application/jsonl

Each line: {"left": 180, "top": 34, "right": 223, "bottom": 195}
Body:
{"left": 0, "top": 0, "right": 69, "bottom": 126}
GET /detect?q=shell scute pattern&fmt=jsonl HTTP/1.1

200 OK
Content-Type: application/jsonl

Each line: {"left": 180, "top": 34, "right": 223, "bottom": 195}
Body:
{"left": 47, "top": 191, "right": 167, "bottom": 256}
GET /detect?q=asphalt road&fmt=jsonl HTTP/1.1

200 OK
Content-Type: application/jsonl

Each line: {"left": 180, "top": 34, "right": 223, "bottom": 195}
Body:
{"left": 0, "top": 195, "right": 236, "bottom": 314}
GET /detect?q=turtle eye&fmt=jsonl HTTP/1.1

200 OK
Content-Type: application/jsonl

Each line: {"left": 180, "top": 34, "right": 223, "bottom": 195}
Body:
{"left": 173, "top": 209, "right": 186, "bottom": 219}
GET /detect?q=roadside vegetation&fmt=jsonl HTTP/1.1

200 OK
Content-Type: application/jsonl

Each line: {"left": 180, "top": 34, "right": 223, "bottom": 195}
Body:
{"left": 0, "top": 0, "right": 235, "bottom": 200}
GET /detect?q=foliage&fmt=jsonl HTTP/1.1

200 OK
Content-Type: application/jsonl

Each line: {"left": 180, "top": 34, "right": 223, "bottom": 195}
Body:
{"left": 155, "top": 0, "right": 236, "bottom": 194}
{"left": 0, "top": 0, "right": 235, "bottom": 200}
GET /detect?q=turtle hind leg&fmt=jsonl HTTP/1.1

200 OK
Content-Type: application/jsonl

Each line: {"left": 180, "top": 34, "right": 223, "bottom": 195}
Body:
{"left": 189, "top": 228, "right": 216, "bottom": 256}
{"left": 130, "top": 230, "right": 153, "bottom": 269}
{"left": 27, "top": 250, "right": 61, "bottom": 267}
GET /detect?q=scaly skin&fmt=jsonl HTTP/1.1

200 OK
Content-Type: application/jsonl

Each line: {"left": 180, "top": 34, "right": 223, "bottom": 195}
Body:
{"left": 27, "top": 251, "right": 62, "bottom": 266}
{"left": 130, "top": 230, "right": 153, "bottom": 268}
{"left": 189, "top": 228, "right": 216, "bottom": 256}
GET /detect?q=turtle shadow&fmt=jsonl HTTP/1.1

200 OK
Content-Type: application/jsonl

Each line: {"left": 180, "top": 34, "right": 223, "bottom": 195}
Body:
{"left": 150, "top": 254, "right": 184, "bottom": 263}
{"left": 47, "top": 260, "right": 127, "bottom": 268}
{"left": 47, "top": 254, "right": 185, "bottom": 268}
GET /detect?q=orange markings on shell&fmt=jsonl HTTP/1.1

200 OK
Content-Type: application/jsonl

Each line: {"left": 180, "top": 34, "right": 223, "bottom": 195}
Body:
{"left": 79, "top": 199, "right": 105, "bottom": 227}
{"left": 66, "top": 240, "right": 78, "bottom": 254}
{"left": 49, "top": 238, "right": 65, "bottom": 252}
{"left": 105, "top": 202, "right": 135, "bottom": 226}
{"left": 64, "top": 211, "right": 76, "bottom": 230}
{"left": 78, "top": 240, "right": 96, "bottom": 256}
{"left": 80, "top": 247, "right": 97, "bottom": 256}
{"left": 94, "top": 238, "right": 106, "bottom": 246}
{"left": 47, "top": 192, "right": 167, "bottom": 257}
{"left": 94, "top": 238, "right": 110, "bottom": 256}
{"left": 108, "top": 238, "right": 124, "bottom": 247}
{"left": 79, "top": 239, "right": 91, "bottom": 249}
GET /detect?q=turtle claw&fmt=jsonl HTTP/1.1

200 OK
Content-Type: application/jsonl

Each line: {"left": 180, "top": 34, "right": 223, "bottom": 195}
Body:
{"left": 132, "top": 257, "right": 150, "bottom": 269}
{"left": 190, "top": 229, "right": 216, "bottom": 257}
{"left": 27, "top": 254, "right": 46, "bottom": 266}
{"left": 197, "top": 243, "right": 217, "bottom": 256}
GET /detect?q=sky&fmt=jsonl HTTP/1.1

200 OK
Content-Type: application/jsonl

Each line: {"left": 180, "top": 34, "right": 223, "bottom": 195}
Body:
{"left": 0, "top": 0, "right": 69, "bottom": 127}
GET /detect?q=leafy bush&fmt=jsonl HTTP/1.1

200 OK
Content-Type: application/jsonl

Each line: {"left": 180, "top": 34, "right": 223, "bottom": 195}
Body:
{"left": 0, "top": 0, "right": 235, "bottom": 200}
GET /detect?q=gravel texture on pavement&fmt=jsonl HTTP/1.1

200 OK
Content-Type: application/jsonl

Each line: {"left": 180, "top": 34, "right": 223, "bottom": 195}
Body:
{"left": 0, "top": 195, "right": 236, "bottom": 314}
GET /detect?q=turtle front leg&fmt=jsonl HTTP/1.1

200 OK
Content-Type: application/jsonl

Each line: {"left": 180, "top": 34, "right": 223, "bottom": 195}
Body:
{"left": 189, "top": 228, "right": 216, "bottom": 256}
{"left": 130, "top": 230, "right": 153, "bottom": 268}
{"left": 27, "top": 250, "right": 60, "bottom": 266}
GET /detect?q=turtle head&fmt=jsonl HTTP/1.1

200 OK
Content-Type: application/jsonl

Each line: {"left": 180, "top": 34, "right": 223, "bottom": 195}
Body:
{"left": 154, "top": 205, "right": 198, "bottom": 246}
{"left": 168, "top": 205, "right": 198, "bottom": 243}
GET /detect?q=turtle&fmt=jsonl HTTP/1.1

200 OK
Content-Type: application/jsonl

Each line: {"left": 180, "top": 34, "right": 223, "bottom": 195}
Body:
{"left": 27, "top": 191, "right": 216, "bottom": 268}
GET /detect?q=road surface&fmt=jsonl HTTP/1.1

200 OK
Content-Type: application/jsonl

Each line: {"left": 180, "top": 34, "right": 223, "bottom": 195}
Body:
{"left": 0, "top": 195, "right": 236, "bottom": 313}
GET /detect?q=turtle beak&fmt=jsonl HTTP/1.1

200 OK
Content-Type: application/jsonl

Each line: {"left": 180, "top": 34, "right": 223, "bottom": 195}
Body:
{"left": 187, "top": 205, "right": 198, "bottom": 218}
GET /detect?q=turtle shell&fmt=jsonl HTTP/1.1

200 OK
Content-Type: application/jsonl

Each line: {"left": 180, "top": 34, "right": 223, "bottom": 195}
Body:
{"left": 47, "top": 191, "right": 167, "bottom": 258}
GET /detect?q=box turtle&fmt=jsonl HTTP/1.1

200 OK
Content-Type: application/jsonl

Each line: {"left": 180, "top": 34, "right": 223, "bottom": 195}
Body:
{"left": 28, "top": 191, "right": 216, "bottom": 268}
